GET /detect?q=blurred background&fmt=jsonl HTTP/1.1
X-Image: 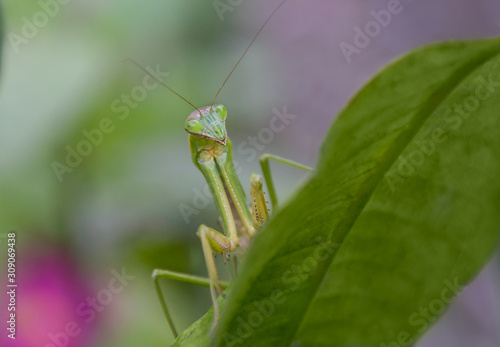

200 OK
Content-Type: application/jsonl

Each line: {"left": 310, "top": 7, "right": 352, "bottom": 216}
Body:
{"left": 0, "top": 0, "right": 499, "bottom": 346}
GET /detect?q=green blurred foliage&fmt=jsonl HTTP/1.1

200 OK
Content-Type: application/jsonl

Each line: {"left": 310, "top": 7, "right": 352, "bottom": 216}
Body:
{"left": 0, "top": 1, "right": 296, "bottom": 345}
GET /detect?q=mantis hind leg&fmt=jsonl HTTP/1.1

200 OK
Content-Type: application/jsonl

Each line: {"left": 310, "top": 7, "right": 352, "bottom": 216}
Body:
{"left": 259, "top": 154, "right": 313, "bottom": 210}
{"left": 152, "top": 267, "right": 230, "bottom": 339}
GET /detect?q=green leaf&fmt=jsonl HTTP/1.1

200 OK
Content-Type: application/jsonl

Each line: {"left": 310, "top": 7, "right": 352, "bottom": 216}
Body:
{"left": 173, "top": 38, "right": 500, "bottom": 347}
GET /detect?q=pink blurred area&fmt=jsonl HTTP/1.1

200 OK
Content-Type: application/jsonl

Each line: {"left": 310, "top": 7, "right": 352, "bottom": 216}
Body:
{"left": 1, "top": 238, "right": 98, "bottom": 347}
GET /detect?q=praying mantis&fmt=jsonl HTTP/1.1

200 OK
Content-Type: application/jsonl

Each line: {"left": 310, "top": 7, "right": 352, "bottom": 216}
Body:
{"left": 131, "top": 0, "right": 313, "bottom": 339}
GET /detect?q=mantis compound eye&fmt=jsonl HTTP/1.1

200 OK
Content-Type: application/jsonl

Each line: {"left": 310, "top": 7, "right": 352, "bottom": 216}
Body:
{"left": 214, "top": 104, "right": 227, "bottom": 120}
{"left": 185, "top": 119, "right": 204, "bottom": 134}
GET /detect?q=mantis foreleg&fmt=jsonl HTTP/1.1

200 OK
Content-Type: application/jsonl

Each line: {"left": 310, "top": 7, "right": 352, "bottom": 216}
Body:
{"left": 197, "top": 224, "right": 238, "bottom": 332}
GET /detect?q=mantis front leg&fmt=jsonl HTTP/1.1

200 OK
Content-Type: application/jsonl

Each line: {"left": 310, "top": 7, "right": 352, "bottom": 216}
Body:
{"left": 152, "top": 221, "right": 238, "bottom": 338}
{"left": 195, "top": 151, "right": 250, "bottom": 332}
{"left": 197, "top": 224, "right": 238, "bottom": 331}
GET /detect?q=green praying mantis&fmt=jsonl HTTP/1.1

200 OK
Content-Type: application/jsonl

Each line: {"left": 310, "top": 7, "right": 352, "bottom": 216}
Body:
{"left": 129, "top": 0, "right": 313, "bottom": 338}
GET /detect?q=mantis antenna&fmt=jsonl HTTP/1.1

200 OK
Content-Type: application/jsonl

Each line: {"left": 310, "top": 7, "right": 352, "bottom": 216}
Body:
{"left": 210, "top": 0, "right": 290, "bottom": 108}
{"left": 123, "top": 58, "right": 204, "bottom": 117}
{"left": 125, "top": 0, "right": 289, "bottom": 115}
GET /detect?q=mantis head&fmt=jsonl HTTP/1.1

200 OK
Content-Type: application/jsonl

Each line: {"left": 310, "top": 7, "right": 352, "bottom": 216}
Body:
{"left": 184, "top": 104, "right": 228, "bottom": 145}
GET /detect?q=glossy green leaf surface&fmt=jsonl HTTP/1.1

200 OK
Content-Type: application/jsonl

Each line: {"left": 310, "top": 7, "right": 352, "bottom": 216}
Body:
{"left": 173, "top": 38, "right": 500, "bottom": 347}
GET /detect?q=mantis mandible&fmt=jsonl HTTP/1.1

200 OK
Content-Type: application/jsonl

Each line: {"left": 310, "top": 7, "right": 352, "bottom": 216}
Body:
{"left": 130, "top": 0, "right": 313, "bottom": 338}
